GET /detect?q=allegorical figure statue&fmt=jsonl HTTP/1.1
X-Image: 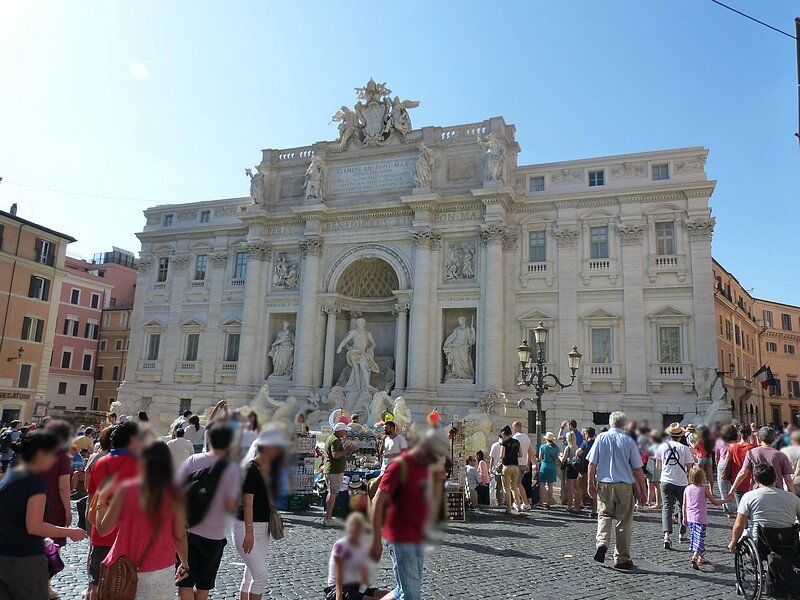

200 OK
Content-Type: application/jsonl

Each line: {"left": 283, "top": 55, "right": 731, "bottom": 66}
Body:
{"left": 272, "top": 253, "right": 299, "bottom": 289}
{"left": 245, "top": 167, "right": 265, "bottom": 204}
{"left": 336, "top": 318, "right": 379, "bottom": 396}
{"left": 443, "top": 315, "right": 476, "bottom": 382}
{"left": 479, "top": 134, "right": 507, "bottom": 182}
{"left": 332, "top": 106, "right": 359, "bottom": 149}
{"left": 386, "top": 96, "right": 419, "bottom": 135}
{"left": 413, "top": 143, "right": 433, "bottom": 189}
{"left": 268, "top": 321, "right": 295, "bottom": 377}
{"left": 303, "top": 156, "right": 324, "bottom": 201}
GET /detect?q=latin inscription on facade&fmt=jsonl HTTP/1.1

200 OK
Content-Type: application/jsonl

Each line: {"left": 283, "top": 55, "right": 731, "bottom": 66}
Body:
{"left": 328, "top": 158, "right": 415, "bottom": 195}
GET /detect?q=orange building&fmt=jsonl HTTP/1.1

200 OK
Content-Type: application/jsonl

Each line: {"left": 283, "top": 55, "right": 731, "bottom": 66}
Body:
{"left": 753, "top": 298, "right": 800, "bottom": 427}
{"left": 0, "top": 205, "right": 75, "bottom": 423}
{"left": 712, "top": 259, "right": 761, "bottom": 423}
{"left": 94, "top": 303, "right": 133, "bottom": 411}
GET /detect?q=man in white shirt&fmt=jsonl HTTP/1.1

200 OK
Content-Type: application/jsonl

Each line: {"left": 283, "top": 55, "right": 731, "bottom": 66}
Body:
{"left": 488, "top": 435, "right": 504, "bottom": 506}
{"left": 655, "top": 422, "right": 695, "bottom": 548}
{"left": 512, "top": 421, "right": 534, "bottom": 511}
{"left": 381, "top": 421, "right": 407, "bottom": 472}
{"left": 780, "top": 430, "right": 800, "bottom": 496}
{"left": 167, "top": 428, "right": 196, "bottom": 473}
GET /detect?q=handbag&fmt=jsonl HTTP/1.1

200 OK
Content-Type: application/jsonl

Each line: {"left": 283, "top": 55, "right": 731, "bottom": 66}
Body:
{"left": 257, "top": 462, "right": 284, "bottom": 541}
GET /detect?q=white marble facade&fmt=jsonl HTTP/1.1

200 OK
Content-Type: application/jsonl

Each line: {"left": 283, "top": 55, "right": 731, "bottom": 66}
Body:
{"left": 118, "top": 81, "right": 718, "bottom": 432}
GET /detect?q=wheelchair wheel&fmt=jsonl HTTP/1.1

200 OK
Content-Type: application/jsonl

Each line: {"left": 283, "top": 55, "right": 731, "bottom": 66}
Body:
{"left": 735, "top": 536, "right": 764, "bottom": 600}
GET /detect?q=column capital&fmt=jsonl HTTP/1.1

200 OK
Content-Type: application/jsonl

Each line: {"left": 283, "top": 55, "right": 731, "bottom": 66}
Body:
{"left": 554, "top": 226, "right": 580, "bottom": 248}
{"left": 392, "top": 301, "right": 411, "bottom": 315}
{"left": 320, "top": 300, "right": 340, "bottom": 315}
{"left": 684, "top": 217, "right": 715, "bottom": 242}
{"left": 410, "top": 229, "right": 437, "bottom": 250}
{"left": 479, "top": 224, "right": 514, "bottom": 248}
{"left": 300, "top": 236, "right": 324, "bottom": 257}
{"left": 617, "top": 222, "right": 646, "bottom": 245}
{"left": 210, "top": 252, "right": 229, "bottom": 266}
{"left": 137, "top": 257, "right": 152, "bottom": 272}
{"left": 171, "top": 254, "right": 190, "bottom": 269}
{"left": 241, "top": 241, "right": 272, "bottom": 261}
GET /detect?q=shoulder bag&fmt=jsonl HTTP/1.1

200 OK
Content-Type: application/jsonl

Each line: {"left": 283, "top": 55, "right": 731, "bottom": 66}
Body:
{"left": 257, "top": 463, "right": 284, "bottom": 541}
{"left": 96, "top": 518, "right": 158, "bottom": 600}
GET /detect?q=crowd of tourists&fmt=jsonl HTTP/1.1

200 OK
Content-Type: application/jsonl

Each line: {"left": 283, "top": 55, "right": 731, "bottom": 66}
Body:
{"left": 1, "top": 406, "right": 799, "bottom": 599}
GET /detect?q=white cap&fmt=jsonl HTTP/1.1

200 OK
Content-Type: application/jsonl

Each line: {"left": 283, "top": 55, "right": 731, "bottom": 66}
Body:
{"left": 255, "top": 427, "right": 289, "bottom": 448}
{"left": 333, "top": 422, "right": 350, "bottom": 433}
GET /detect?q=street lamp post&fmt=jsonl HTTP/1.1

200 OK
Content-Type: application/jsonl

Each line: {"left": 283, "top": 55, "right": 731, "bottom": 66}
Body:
{"left": 516, "top": 321, "right": 582, "bottom": 448}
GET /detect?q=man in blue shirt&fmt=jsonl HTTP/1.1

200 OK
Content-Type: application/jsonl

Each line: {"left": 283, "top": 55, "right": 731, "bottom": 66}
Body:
{"left": 587, "top": 411, "right": 647, "bottom": 570}
{"left": 558, "top": 420, "right": 584, "bottom": 446}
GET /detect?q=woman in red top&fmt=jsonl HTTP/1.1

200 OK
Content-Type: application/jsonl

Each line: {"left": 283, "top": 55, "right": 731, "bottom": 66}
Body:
{"left": 97, "top": 441, "right": 189, "bottom": 599}
{"left": 693, "top": 427, "right": 714, "bottom": 488}
{"left": 726, "top": 425, "right": 756, "bottom": 504}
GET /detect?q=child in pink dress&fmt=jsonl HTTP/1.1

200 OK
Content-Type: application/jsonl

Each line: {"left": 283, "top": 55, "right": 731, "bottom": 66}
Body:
{"left": 682, "top": 466, "right": 724, "bottom": 569}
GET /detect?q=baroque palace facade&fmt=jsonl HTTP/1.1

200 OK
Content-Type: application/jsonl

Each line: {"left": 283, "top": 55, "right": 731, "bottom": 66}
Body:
{"left": 118, "top": 80, "right": 718, "bottom": 432}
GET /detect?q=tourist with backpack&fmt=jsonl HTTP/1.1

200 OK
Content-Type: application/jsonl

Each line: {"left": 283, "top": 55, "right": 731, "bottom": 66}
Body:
{"left": 0, "top": 420, "right": 22, "bottom": 473}
{"left": 655, "top": 422, "right": 695, "bottom": 550}
{"left": 176, "top": 422, "right": 241, "bottom": 600}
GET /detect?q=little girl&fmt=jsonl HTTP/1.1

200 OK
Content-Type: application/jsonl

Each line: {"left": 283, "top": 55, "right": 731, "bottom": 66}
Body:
{"left": 325, "top": 512, "right": 389, "bottom": 600}
{"left": 682, "top": 466, "right": 724, "bottom": 569}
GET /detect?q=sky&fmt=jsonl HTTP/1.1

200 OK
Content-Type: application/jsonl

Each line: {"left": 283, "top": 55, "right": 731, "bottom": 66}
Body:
{"left": 0, "top": 1, "right": 797, "bottom": 303}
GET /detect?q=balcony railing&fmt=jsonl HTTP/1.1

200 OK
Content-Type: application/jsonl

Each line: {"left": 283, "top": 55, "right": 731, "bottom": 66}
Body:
{"left": 176, "top": 361, "right": 201, "bottom": 372}
{"left": 230, "top": 278, "right": 246, "bottom": 288}
{"left": 190, "top": 280, "right": 205, "bottom": 289}
{"left": 585, "top": 363, "right": 619, "bottom": 377}
{"left": 140, "top": 361, "right": 157, "bottom": 370}
{"left": 152, "top": 282, "right": 166, "bottom": 290}
{"left": 220, "top": 362, "right": 238, "bottom": 372}
{"left": 652, "top": 363, "right": 692, "bottom": 378}
{"left": 526, "top": 262, "right": 548, "bottom": 274}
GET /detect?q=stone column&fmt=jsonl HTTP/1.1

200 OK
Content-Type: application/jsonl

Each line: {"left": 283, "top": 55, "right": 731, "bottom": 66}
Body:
{"left": 237, "top": 241, "right": 271, "bottom": 387}
{"left": 321, "top": 301, "right": 339, "bottom": 389}
{"left": 161, "top": 253, "right": 191, "bottom": 384}
{"left": 392, "top": 298, "right": 410, "bottom": 393}
{"left": 618, "top": 222, "right": 647, "bottom": 395}
{"left": 480, "top": 225, "right": 508, "bottom": 391}
{"left": 200, "top": 252, "right": 229, "bottom": 385}
{"left": 292, "top": 236, "right": 323, "bottom": 393}
{"left": 552, "top": 225, "right": 581, "bottom": 427}
{"left": 407, "top": 230, "right": 433, "bottom": 391}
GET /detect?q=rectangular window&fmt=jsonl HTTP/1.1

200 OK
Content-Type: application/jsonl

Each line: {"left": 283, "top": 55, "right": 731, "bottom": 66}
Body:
{"left": 35, "top": 238, "right": 53, "bottom": 266}
{"left": 658, "top": 326, "right": 682, "bottom": 363}
{"left": 763, "top": 310, "right": 774, "bottom": 327}
{"left": 233, "top": 252, "right": 248, "bottom": 279}
{"left": 64, "top": 318, "right": 78, "bottom": 336}
{"left": 157, "top": 258, "right": 169, "bottom": 283}
{"left": 225, "top": 333, "right": 241, "bottom": 362}
{"left": 120, "top": 312, "right": 128, "bottom": 327}
{"left": 28, "top": 275, "right": 50, "bottom": 301}
{"left": 112, "top": 365, "right": 119, "bottom": 381}
{"left": 113, "top": 339, "right": 122, "bottom": 351}
{"left": 785, "top": 344, "right": 796, "bottom": 355}
{"left": 103, "top": 313, "right": 110, "bottom": 327}
{"left": 592, "top": 412, "right": 611, "bottom": 426}
{"left": 652, "top": 163, "right": 670, "bottom": 181}
{"left": 781, "top": 314, "right": 792, "bottom": 331}
{"left": 146, "top": 334, "right": 161, "bottom": 361}
{"left": 185, "top": 333, "right": 200, "bottom": 361}
{"left": 655, "top": 221, "right": 675, "bottom": 255}
{"left": 21, "top": 317, "right": 44, "bottom": 342}
{"left": 200, "top": 210, "right": 210, "bottom": 223}
{"left": 725, "top": 320, "right": 732, "bottom": 341}
{"left": 70, "top": 288, "right": 80, "bottom": 305}
{"left": 588, "top": 170, "right": 605, "bottom": 187}
{"left": 766, "top": 342, "right": 778, "bottom": 352}
{"left": 528, "top": 230, "right": 546, "bottom": 263}
{"left": 92, "top": 398, "right": 99, "bottom": 411}
{"left": 85, "top": 322, "right": 98, "bottom": 340}
{"left": 529, "top": 176, "right": 545, "bottom": 192}
{"left": 60, "top": 351, "right": 72, "bottom": 369}
{"left": 18, "top": 364, "right": 31, "bottom": 389}
{"left": 79, "top": 383, "right": 88, "bottom": 396}
{"left": 57, "top": 382, "right": 67, "bottom": 394}
{"left": 771, "top": 379, "right": 782, "bottom": 397}
{"left": 163, "top": 214, "right": 173, "bottom": 227}
{"left": 99, "top": 340, "right": 107, "bottom": 351}
{"left": 789, "top": 380, "right": 800, "bottom": 397}
{"left": 96, "top": 366, "right": 104, "bottom": 380}
{"left": 735, "top": 324, "right": 741, "bottom": 345}
{"left": 589, "top": 226, "right": 609, "bottom": 259}
{"left": 90, "top": 293, "right": 100, "bottom": 309}
{"left": 194, "top": 254, "right": 207, "bottom": 281}
{"left": 591, "top": 327, "right": 613, "bottom": 363}
{"left": 82, "top": 353, "right": 92, "bottom": 371}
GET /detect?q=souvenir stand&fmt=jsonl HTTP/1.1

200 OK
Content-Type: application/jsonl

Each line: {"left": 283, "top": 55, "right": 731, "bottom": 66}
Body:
{"left": 289, "top": 427, "right": 316, "bottom": 511}
{"left": 444, "top": 416, "right": 466, "bottom": 522}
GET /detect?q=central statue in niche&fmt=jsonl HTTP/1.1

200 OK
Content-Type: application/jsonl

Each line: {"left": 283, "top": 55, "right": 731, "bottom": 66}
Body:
{"left": 336, "top": 318, "right": 380, "bottom": 399}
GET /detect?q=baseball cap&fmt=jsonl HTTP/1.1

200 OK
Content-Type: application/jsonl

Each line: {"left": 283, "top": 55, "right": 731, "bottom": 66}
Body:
{"left": 333, "top": 422, "right": 351, "bottom": 433}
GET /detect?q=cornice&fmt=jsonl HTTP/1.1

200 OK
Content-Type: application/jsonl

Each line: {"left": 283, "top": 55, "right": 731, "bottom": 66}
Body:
{"left": 642, "top": 285, "right": 694, "bottom": 297}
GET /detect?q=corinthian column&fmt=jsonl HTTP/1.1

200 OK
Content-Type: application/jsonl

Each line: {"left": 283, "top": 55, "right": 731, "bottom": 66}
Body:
{"left": 406, "top": 230, "right": 433, "bottom": 391}
{"left": 480, "top": 225, "right": 508, "bottom": 391}
{"left": 321, "top": 300, "right": 340, "bottom": 389}
{"left": 292, "top": 236, "right": 323, "bottom": 393}
{"left": 237, "top": 241, "right": 271, "bottom": 386}
{"left": 393, "top": 297, "right": 411, "bottom": 393}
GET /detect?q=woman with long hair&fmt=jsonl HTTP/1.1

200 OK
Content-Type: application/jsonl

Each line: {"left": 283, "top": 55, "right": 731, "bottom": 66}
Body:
{"left": 240, "top": 411, "right": 260, "bottom": 456}
{"left": 537, "top": 432, "right": 559, "bottom": 508}
{"left": 0, "top": 431, "right": 88, "bottom": 600}
{"left": 693, "top": 427, "right": 715, "bottom": 489}
{"left": 96, "top": 441, "right": 189, "bottom": 599}
{"left": 560, "top": 431, "right": 581, "bottom": 512}
{"left": 183, "top": 416, "right": 206, "bottom": 454}
{"left": 233, "top": 427, "right": 288, "bottom": 600}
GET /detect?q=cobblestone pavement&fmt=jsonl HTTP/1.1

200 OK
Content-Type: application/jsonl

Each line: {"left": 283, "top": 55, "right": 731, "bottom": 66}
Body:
{"left": 53, "top": 503, "right": 744, "bottom": 599}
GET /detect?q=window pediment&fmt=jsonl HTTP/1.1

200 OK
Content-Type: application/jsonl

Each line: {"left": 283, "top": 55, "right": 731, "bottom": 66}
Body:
{"left": 142, "top": 319, "right": 165, "bottom": 329}
{"left": 180, "top": 317, "right": 206, "bottom": 331}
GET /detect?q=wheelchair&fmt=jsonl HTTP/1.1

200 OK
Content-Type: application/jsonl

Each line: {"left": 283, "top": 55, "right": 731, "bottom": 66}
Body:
{"left": 734, "top": 524, "right": 800, "bottom": 600}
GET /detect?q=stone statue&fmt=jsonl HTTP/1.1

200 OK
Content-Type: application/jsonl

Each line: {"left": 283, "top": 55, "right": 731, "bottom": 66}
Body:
{"left": 478, "top": 134, "right": 507, "bottom": 182}
{"left": 272, "top": 253, "right": 299, "bottom": 289}
{"left": 443, "top": 315, "right": 476, "bottom": 382}
{"left": 391, "top": 396, "right": 412, "bottom": 434}
{"left": 303, "top": 156, "right": 324, "bottom": 201}
{"left": 367, "top": 390, "right": 393, "bottom": 427}
{"left": 336, "top": 318, "right": 380, "bottom": 398}
{"left": 245, "top": 167, "right": 265, "bottom": 204}
{"left": 444, "top": 242, "right": 476, "bottom": 281}
{"left": 332, "top": 106, "right": 359, "bottom": 149}
{"left": 268, "top": 321, "right": 294, "bottom": 377}
{"left": 413, "top": 143, "right": 433, "bottom": 189}
{"left": 386, "top": 96, "right": 419, "bottom": 135}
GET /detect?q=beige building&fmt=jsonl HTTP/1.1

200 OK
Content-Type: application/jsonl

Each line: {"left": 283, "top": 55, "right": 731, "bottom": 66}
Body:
{"left": 753, "top": 298, "right": 800, "bottom": 427}
{"left": 712, "top": 259, "right": 760, "bottom": 422}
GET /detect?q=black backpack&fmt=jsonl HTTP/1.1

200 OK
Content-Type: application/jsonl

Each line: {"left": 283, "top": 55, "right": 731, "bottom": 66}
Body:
{"left": 183, "top": 457, "right": 229, "bottom": 527}
{"left": 0, "top": 431, "right": 13, "bottom": 454}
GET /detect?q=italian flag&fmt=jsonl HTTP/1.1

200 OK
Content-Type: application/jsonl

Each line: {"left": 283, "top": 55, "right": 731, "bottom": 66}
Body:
{"left": 753, "top": 365, "right": 775, "bottom": 390}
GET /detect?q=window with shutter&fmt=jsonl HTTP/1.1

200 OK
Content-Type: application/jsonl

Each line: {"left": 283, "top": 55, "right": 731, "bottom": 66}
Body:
{"left": 35, "top": 319, "right": 43, "bottom": 342}
{"left": 21, "top": 317, "right": 32, "bottom": 340}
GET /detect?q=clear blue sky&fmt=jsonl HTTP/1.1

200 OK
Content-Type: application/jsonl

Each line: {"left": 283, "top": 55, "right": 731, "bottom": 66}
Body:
{"left": 1, "top": 1, "right": 797, "bottom": 303}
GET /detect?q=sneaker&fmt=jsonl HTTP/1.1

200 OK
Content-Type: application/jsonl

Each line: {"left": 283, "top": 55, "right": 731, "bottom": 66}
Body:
{"left": 520, "top": 503, "right": 529, "bottom": 511}
{"left": 614, "top": 561, "right": 634, "bottom": 570}
{"left": 593, "top": 545, "right": 607, "bottom": 563}
{"left": 323, "top": 518, "right": 337, "bottom": 527}
{"left": 664, "top": 539, "right": 672, "bottom": 550}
